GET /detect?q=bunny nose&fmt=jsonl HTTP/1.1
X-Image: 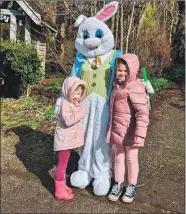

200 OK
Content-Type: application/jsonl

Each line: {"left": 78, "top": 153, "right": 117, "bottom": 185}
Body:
{"left": 89, "top": 43, "right": 94, "bottom": 47}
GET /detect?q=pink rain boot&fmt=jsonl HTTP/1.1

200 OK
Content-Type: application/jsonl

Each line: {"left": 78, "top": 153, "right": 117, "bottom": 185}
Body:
{"left": 64, "top": 181, "right": 72, "bottom": 193}
{"left": 55, "top": 180, "right": 74, "bottom": 200}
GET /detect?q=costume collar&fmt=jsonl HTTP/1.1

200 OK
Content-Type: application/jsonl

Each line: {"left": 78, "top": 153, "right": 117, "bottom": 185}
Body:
{"left": 86, "top": 50, "right": 113, "bottom": 64}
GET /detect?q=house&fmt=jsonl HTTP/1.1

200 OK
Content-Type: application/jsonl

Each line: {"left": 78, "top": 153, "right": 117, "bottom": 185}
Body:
{"left": 0, "top": 1, "right": 57, "bottom": 73}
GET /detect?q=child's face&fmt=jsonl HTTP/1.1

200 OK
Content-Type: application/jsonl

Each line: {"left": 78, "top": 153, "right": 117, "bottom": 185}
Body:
{"left": 116, "top": 64, "right": 129, "bottom": 82}
{"left": 73, "top": 87, "right": 83, "bottom": 103}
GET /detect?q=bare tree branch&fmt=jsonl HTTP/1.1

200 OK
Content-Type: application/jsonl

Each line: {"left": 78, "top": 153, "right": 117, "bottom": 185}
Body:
{"left": 63, "top": 0, "right": 76, "bottom": 21}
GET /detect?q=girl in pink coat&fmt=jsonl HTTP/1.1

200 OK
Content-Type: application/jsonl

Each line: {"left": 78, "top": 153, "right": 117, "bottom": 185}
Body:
{"left": 54, "top": 76, "right": 87, "bottom": 200}
{"left": 107, "top": 54, "right": 149, "bottom": 203}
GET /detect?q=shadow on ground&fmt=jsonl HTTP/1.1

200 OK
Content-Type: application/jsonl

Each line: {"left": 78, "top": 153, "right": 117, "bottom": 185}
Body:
{"left": 169, "top": 103, "right": 185, "bottom": 111}
{"left": 12, "top": 125, "right": 80, "bottom": 195}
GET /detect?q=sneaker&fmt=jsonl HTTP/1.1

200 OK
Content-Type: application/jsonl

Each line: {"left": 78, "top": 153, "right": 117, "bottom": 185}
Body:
{"left": 108, "top": 182, "right": 123, "bottom": 202}
{"left": 122, "top": 184, "right": 137, "bottom": 203}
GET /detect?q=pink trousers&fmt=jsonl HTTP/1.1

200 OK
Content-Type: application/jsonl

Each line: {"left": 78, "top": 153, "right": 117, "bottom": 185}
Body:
{"left": 113, "top": 144, "right": 139, "bottom": 185}
{"left": 55, "top": 150, "right": 70, "bottom": 181}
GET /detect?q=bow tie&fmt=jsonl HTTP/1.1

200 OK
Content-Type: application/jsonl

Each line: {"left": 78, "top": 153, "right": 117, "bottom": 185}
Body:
{"left": 91, "top": 56, "right": 101, "bottom": 70}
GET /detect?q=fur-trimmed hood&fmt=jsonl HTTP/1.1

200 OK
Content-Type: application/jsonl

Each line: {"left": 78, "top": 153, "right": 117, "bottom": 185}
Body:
{"left": 62, "top": 77, "right": 87, "bottom": 102}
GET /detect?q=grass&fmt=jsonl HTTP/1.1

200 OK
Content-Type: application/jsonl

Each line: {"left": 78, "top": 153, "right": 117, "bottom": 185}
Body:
{"left": 1, "top": 75, "right": 171, "bottom": 129}
{"left": 1, "top": 75, "right": 68, "bottom": 130}
{"left": 1, "top": 96, "right": 55, "bottom": 129}
{"left": 42, "top": 106, "right": 55, "bottom": 120}
{"left": 22, "top": 120, "right": 43, "bottom": 128}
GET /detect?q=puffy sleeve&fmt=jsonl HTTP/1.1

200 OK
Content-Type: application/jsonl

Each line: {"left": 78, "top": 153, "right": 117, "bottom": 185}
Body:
{"left": 61, "top": 101, "right": 85, "bottom": 127}
{"left": 129, "top": 83, "right": 149, "bottom": 138}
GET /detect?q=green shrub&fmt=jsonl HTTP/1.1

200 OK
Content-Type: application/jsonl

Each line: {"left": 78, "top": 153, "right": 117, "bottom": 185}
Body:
{"left": 42, "top": 106, "right": 54, "bottom": 120}
{"left": 166, "top": 63, "right": 185, "bottom": 84}
{"left": 150, "top": 77, "right": 169, "bottom": 93}
{"left": 46, "top": 76, "right": 67, "bottom": 92}
{"left": 0, "top": 41, "right": 43, "bottom": 97}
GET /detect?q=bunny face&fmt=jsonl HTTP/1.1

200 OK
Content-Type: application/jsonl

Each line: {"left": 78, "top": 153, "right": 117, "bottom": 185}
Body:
{"left": 74, "top": 1, "right": 118, "bottom": 58}
{"left": 75, "top": 17, "right": 114, "bottom": 57}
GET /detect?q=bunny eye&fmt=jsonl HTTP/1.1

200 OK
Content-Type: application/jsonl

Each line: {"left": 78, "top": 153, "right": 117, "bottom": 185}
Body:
{"left": 83, "top": 30, "right": 90, "bottom": 40}
{"left": 95, "top": 29, "right": 104, "bottom": 39}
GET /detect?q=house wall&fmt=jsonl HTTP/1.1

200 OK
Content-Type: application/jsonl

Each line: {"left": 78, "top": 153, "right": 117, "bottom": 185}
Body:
{"left": 32, "top": 40, "right": 46, "bottom": 75}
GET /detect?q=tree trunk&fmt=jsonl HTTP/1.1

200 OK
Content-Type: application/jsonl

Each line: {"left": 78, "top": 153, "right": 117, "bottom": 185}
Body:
{"left": 169, "top": 0, "right": 175, "bottom": 44}
{"left": 60, "top": 19, "right": 65, "bottom": 62}
{"left": 164, "top": 3, "right": 168, "bottom": 35}
{"left": 90, "top": 2, "right": 94, "bottom": 16}
{"left": 56, "top": 2, "right": 66, "bottom": 64}
{"left": 172, "top": 1, "right": 185, "bottom": 62}
{"left": 111, "top": 15, "right": 115, "bottom": 33}
{"left": 126, "top": 1, "right": 136, "bottom": 53}
{"left": 120, "top": 2, "right": 124, "bottom": 50}
{"left": 94, "top": 1, "right": 97, "bottom": 14}
{"left": 49, "top": 2, "right": 56, "bottom": 24}
{"left": 115, "top": 2, "right": 120, "bottom": 49}
{"left": 137, "top": 2, "right": 150, "bottom": 38}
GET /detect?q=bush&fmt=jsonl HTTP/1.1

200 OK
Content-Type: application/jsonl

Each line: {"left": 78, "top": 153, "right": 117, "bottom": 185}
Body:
{"left": 136, "top": 26, "right": 171, "bottom": 77}
{"left": 0, "top": 41, "right": 43, "bottom": 98}
{"left": 166, "top": 63, "right": 185, "bottom": 84}
{"left": 149, "top": 77, "right": 169, "bottom": 93}
{"left": 45, "top": 76, "right": 67, "bottom": 92}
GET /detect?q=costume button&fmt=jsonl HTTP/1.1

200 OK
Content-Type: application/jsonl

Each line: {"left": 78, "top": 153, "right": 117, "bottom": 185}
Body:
{"left": 93, "top": 74, "right": 97, "bottom": 78}
{"left": 92, "top": 83, "right": 96, "bottom": 87}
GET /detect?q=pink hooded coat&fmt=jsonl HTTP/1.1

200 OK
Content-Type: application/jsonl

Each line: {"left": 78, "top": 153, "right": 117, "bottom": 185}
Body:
{"left": 54, "top": 77, "right": 87, "bottom": 151}
{"left": 106, "top": 54, "right": 149, "bottom": 147}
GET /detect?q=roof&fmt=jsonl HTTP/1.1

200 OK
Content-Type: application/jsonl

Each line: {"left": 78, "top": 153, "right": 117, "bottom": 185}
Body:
{"left": 16, "top": 1, "right": 41, "bottom": 25}
{"left": 0, "top": 1, "right": 57, "bottom": 33}
{"left": 23, "top": 1, "right": 57, "bottom": 30}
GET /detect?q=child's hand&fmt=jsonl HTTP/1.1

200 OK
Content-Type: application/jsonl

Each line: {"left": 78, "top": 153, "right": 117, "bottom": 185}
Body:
{"left": 134, "top": 136, "right": 144, "bottom": 144}
{"left": 74, "top": 102, "right": 80, "bottom": 107}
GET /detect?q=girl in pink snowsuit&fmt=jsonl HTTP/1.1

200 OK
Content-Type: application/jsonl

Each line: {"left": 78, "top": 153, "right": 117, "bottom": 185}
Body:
{"left": 107, "top": 54, "right": 149, "bottom": 203}
{"left": 54, "top": 77, "right": 87, "bottom": 200}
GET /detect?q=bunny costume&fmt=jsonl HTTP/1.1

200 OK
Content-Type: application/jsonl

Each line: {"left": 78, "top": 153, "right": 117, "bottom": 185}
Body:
{"left": 69, "top": 1, "right": 123, "bottom": 196}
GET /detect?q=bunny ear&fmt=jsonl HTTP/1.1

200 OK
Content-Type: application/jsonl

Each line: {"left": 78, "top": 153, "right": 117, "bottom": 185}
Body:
{"left": 74, "top": 14, "right": 87, "bottom": 27}
{"left": 95, "top": 1, "right": 118, "bottom": 22}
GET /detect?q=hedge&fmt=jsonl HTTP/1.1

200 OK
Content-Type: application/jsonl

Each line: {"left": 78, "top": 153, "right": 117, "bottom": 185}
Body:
{"left": 0, "top": 41, "right": 43, "bottom": 97}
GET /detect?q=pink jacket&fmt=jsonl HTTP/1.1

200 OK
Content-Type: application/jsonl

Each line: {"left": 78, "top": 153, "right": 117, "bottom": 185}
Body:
{"left": 54, "top": 77, "right": 87, "bottom": 151}
{"left": 106, "top": 54, "right": 149, "bottom": 147}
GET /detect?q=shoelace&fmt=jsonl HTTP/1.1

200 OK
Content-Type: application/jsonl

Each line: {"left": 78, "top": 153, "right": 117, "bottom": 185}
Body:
{"left": 125, "top": 184, "right": 136, "bottom": 197}
{"left": 111, "top": 183, "right": 122, "bottom": 195}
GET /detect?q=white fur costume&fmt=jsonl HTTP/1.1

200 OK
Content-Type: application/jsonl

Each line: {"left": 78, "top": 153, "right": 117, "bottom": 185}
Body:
{"left": 69, "top": 1, "right": 122, "bottom": 196}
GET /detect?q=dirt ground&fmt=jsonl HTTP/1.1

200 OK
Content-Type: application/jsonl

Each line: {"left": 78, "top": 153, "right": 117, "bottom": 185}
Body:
{"left": 1, "top": 83, "right": 185, "bottom": 213}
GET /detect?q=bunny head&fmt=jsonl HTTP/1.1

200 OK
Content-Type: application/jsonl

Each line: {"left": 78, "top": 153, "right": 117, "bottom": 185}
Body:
{"left": 74, "top": 1, "right": 118, "bottom": 57}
